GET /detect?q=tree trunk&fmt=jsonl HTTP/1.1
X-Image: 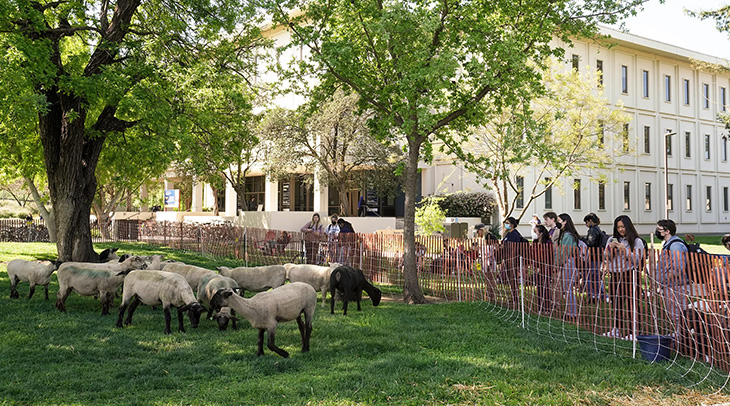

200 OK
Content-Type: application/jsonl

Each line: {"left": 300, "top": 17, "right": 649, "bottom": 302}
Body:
{"left": 39, "top": 91, "right": 104, "bottom": 262}
{"left": 337, "top": 179, "right": 350, "bottom": 216}
{"left": 24, "top": 176, "right": 57, "bottom": 243}
{"left": 402, "top": 136, "right": 427, "bottom": 304}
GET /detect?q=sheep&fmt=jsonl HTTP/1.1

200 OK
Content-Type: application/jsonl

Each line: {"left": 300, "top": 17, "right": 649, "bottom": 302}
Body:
{"left": 284, "top": 262, "right": 340, "bottom": 307}
{"left": 216, "top": 265, "right": 286, "bottom": 296}
{"left": 209, "top": 282, "right": 317, "bottom": 358}
{"left": 98, "top": 248, "right": 119, "bottom": 262}
{"left": 143, "top": 255, "right": 165, "bottom": 270}
{"left": 211, "top": 307, "right": 239, "bottom": 331}
{"left": 7, "top": 259, "right": 61, "bottom": 300}
{"left": 55, "top": 255, "right": 147, "bottom": 315}
{"left": 161, "top": 263, "right": 217, "bottom": 290}
{"left": 197, "top": 273, "right": 240, "bottom": 326}
{"left": 116, "top": 270, "right": 207, "bottom": 334}
{"left": 329, "top": 266, "right": 382, "bottom": 316}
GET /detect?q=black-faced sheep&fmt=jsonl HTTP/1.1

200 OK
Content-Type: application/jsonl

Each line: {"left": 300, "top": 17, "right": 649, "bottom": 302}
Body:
{"left": 197, "top": 273, "right": 239, "bottom": 329}
{"left": 284, "top": 262, "right": 340, "bottom": 307}
{"left": 161, "top": 263, "right": 217, "bottom": 290}
{"left": 216, "top": 265, "right": 286, "bottom": 296}
{"left": 212, "top": 307, "right": 239, "bottom": 331}
{"left": 329, "top": 266, "right": 382, "bottom": 316}
{"left": 209, "top": 282, "right": 317, "bottom": 358}
{"left": 116, "top": 270, "right": 207, "bottom": 334}
{"left": 7, "top": 259, "right": 61, "bottom": 300}
{"left": 55, "top": 255, "right": 147, "bottom": 315}
{"left": 98, "top": 248, "right": 119, "bottom": 262}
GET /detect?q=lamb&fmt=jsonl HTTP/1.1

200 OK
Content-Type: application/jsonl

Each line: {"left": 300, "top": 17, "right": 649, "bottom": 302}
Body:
{"left": 211, "top": 307, "right": 239, "bottom": 331}
{"left": 209, "top": 282, "right": 317, "bottom": 358}
{"left": 216, "top": 265, "right": 287, "bottom": 296}
{"left": 116, "top": 270, "right": 207, "bottom": 334}
{"left": 7, "top": 259, "right": 61, "bottom": 300}
{"left": 55, "top": 255, "right": 147, "bottom": 315}
{"left": 329, "top": 266, "right": 382, "bottom": 315}
{"left": 161, "top": 263, "right": 217, "bottom": 290}
{"left": 284, "top": 262, "right": 340, "bottom": 307}
{"left": 197, "top": 273, "right": 240, "bottom": 327}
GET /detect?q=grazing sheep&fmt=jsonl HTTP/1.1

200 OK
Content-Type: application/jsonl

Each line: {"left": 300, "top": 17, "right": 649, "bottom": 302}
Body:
{"left": 161, "top": 263, "right": 217, "bottom": 290}
{"left": 209, "top": 282, "right": 317, "bottom": 358}
{"left": 143, "top": 255, "right": 165, "bottom": 270}
{"left": 55, "top": 255, "right": 147, "bottom": 315}
{"left": 197, "top": 273, "right": 239, "bottom": 325}
{"left": 116, "top": 270, "right": 207, "bottom": 334}
{"left": 216, "top": 265, "right": 286, "bottom": 296}
{"left": 98, "top": 248, "right": 119, "bottom": 262}
{"left": 285, "top": 262, "right": 340, "bottom": 307}
{"left": 329, "top": 266, "right": 382, "bottom": 316}
{"left": 7, "top": 259, "right": 61, "bottom": 300}
{"left": 211, "top": 307, "right": 239, "bottom": 331}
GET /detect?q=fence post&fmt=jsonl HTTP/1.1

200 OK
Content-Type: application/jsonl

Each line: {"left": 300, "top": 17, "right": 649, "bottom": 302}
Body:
{"left": 244, "top": 226, "right": 248, "bottom": 267}
{"left": 632, "top": 265, "right": 638, "bottom": 359}
{"left": 199, "top": 225, "right": 203, "bottom": 255}
{"left": 456, "top": 251, "right": 462, "bottom": 303}
{"left": 520, "top": 255, "right": 525, "bottom": 329}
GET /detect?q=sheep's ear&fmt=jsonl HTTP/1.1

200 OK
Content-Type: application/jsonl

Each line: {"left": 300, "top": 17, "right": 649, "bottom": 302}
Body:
{"left": 111, "top": 248, "right": 119, "bottom": 253}
{"left": 223, "top": 290, "right": 234, "bottom": 298}
{"left": 179, "top": 304, "right": 191, "bottom": 312}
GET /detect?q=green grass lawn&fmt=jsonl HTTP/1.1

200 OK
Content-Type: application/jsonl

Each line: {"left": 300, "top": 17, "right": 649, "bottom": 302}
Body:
{"left": 1, "top": 242, "right": 730, "bottom": 405}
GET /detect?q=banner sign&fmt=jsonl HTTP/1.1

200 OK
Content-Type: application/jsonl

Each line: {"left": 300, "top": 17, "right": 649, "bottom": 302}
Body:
{"left": 164, "top": 189, "right": 180, "bottom": 208}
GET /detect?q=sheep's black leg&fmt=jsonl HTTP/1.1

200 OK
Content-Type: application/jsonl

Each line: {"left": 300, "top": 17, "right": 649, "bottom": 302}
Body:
{"left": 10, "top": 276, "right": 19, "bottom": 299}
{"left": 27, "top": 284, "right": 36, "bottom": 299}
{"left": 330, "top": 286, "right": 337, "bottom": 314}
{"left": 116, "top": 302, "right": 128, "bottom": 328}
{"left": 296, "top": 315, "right": 305, "bottom": 350}
{"left": 124, "top": 296, "right": 141, "bottom": 326}
{"left": 163, "top": 306, "right": 172, "bottom": 335}
{"left": 297, "top": 314, "right": 310, "bottom": 353}
{"left": 44, "top": 284, "right": 49, "bottom": 300}
{"left": 101, "top": 292, "right": 112, "bottom": 316}
{"left": 257, "top": 329, "right": 266, "bottom": 356}
{"left": 356, "top": 289, "right": 363, "bottom": 311}
{"left": 231, "top": 309, "right": 238, "bottom": 331}
{"left": 342, "top": 293, "right": 349, "bottom": 316}
{"left": 177, "top": 307, "right": 186, "bottom": 333}
{"left": 55, "top": 287, "right": 72, "bottom": 312}
{"left": 267, "top": 328, "right": 289, "bottom": 358}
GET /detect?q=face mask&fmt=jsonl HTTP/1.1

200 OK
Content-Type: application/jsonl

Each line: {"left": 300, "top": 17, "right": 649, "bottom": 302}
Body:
{"left": 654, "top": 229, "right": 663, "bottom": 240}
{"left": 332, "top": 220, "right": 337, "bottom": 224}
{"left": 504, "top": 224, "right": 511, "bottom": 230}
{"left": 555, "top": 223, "right": 562, "bottom": 229}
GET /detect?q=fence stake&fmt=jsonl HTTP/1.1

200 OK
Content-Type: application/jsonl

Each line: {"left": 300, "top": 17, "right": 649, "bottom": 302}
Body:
{"left": 457, "top": 252, "right": 462, "bottom": 303}
{"left": 632, "top": 265, "right": 638, "bottom": 359}
{"left": 520, "top": 255, "right": 525, "bottom": 329}
{"left": 244, "top": 226, "right": 248, "bottom": 267}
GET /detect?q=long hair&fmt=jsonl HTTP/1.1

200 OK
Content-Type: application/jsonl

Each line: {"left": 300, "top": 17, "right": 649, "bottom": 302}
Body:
{"left": 558, "top": 213, "right": 580, "bottom": 244}
{"left": 612, "top": 215, "right": 640, "bottom": 249}
{"left": 310, "top": 213, "right": 321, "bottom": 228}
{"left": 534, "top": 225, "right": 550, "bottom": 243}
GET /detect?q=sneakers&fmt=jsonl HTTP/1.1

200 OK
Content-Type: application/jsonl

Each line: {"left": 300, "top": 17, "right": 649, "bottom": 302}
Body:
{"left": 601, "top": 328, "right": 620, "bottom": 338}
{"left": 622, "top": 334, "right": 635, "bottom": 341}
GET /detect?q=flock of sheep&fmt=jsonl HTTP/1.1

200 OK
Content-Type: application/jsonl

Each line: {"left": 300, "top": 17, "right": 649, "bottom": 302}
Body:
{"left": 5, "top": 248, "right": 383, "bottom": 358}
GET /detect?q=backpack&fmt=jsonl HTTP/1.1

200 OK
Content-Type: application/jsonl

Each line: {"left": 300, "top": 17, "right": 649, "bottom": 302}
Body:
{"left": 664, "top": 238, "right": 708, "bottom": 282}
{"left": 598, "top": 230, "right": 610, "bottom": 248}
{"left": 577, "top": 238, "right": 589, "bottom": 261}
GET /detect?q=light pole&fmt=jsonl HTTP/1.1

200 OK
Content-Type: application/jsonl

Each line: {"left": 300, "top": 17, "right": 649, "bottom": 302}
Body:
{"left": 663, "top": 129, "right": 676, "bottom": 220}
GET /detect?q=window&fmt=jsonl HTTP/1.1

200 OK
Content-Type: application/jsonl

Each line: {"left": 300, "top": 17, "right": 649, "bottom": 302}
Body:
{"left": 667, "top": 184, "right": 674, "bottom": 211}
{"left": 573, "top": 179, "right": 581, "bottom": 210}
{"left": 544, "top": 177, "right": 552, "bottom": 209}
{"left": 645, "top": 183, "right": 652, "bottom": 211}
{"left": 665, "top": 75, "right": 672, "bottom": 102}
{"left": 596, "top": 60, "right": 604, "bottom": 86}
{"left": 722, "top": 87, "right": 727, "bottom": 112}
{"left": 598, "top": 123, "right": 605, "bottom": 148}
{"left": 242, "top": 176, "right": 266, "bottom": 211}
{"left": 621, "top": 65, "right": 628, "bottom": 94}
{"left": 643, "top": 126, "right": 650, "bottom": 154}
{"left": 666, "top": 130, "right": 673, "bottom": 157}
{"left": 723, "top": 137, "right": 728, "bottom": 162}
{"left": 683, "top": 79, "right": 690, "bottom": 105}
{"left": 598, "top": 182, "right": 606, "bottom": 210}
{"left": 724, "top": 186, "right": 729, "bottom": 212}
{"left": 623, "top": 182, "right": 631, "bottom": 210}
{"left": 516, "top": 176, "right": 524, "bottom": 208}
{"left": 703, "top": 83, "right": 710, "bottom": 109}
{"left": 686, "top": 185, "right": 693, "bottom": 211}
{"left": 642, "top": 70, "right": 649, "bottom": 98}
{"left": 622, "top": 123, "right": 630, "bottom": 152}
{"left": 705, "top": 134, "right": 711, "bottom": 160}
{"left": 685, "top": 131, "right": 691, "bottom": 158}
{"left": 706, "top": 185, "right": 713, "bottom": 212}
{"left": 571, "top": 54, "right": 579, "bottom": 71}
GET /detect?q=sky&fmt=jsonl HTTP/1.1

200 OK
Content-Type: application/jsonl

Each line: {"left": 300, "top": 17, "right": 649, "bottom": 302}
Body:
{"left": 612, "top": 0, "right": 730, "bottom": 59}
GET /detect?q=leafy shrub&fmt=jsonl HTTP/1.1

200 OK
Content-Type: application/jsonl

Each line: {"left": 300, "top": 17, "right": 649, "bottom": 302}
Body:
{"left": 420, "top": 192, "right": 496, "bottom": 221}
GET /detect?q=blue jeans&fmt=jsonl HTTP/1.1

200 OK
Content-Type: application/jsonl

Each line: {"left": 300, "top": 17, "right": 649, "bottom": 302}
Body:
{"left": 584, "top": 260, "right": 606, "bottom": 299}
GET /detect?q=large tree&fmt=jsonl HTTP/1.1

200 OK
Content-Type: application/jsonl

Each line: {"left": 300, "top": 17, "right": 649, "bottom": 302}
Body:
{"left": 448, "top": 58, "right": 630, "bottom": 222}
{"left": 260, "top": 88, "right": 402, "bottom": 216}
{"left": 264, "top": 0, "right": 647, "bottom": 303}
{"left": 0, "top": 0, "right": 259, "bottom": 261}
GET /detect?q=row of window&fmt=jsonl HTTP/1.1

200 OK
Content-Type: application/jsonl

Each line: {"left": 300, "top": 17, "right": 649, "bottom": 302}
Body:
{"left": 571, "top": 54, "right": 728, "bottom": 111}
{"left": 636, "top": 126, "right": 729, "bottom": 161}
{"left": 515, "top": 176, "right": 730, "bottom": 213}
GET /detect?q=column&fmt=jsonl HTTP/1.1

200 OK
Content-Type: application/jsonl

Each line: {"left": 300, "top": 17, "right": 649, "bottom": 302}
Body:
{"left": 224, "top": 181, "right": 238, "bottom": 217}
{"left": 191, "top": 179, "right": 203, "bottom": 212}
{"left": 265, "top": 178, "right": 278, "bottom": 212}
{"left": 313, "top": 172, "right": 328, "bottom": 214}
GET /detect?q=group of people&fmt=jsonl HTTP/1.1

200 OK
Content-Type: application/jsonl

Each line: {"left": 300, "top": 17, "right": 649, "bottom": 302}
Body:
{"left": 495, "top": 211, "right": 724, "bottom": 340}
{"left": 300, "top": 213, "right": 355, "bottom": 265}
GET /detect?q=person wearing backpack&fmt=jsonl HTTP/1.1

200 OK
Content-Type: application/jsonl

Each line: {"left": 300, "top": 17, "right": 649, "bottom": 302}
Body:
{"left": 556, "top": 213, "right": 581, "bottom": 320}
{"left": 601, "top": 215, "right": 646, "bottom": 340}
{"left": 501, "top": 217, "right": 525, "bottom": 306}
{"left": 656, "top": 219, "right": 689, "bottom": 334}
{"left": 583, "top": 213, "right": 607, "bottom": 302}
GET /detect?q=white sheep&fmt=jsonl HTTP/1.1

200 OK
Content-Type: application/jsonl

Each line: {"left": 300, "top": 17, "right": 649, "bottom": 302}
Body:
{"left": 209, "top": 282, "right": 317, "bottom": 358}
{"left": 197, "top": 273, "right": 240, "bottom": 326}
{"left": 161, "top": 263, "right": 217, "bottom": 290}
{"left": 55, "top": 255, "right": 147, "bottom": 315}
{"left": 143, "top": 255, "right": 165, "bottom": 270}
{"left": 7, "top": 259, "right": 61, "bottom": 300}
{"left": 216, "top": 265, "right": 286, "bottom": 296}
{"left": 284, "top": 262, "right": 340, "bottom": 307}
{"left": 116, "top": 270, "right": 207, "bottom": 334}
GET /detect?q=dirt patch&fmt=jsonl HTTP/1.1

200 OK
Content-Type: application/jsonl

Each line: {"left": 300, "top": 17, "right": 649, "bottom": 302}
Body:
{"left": 379, "top": 293, "right": 449, "bottom": 304}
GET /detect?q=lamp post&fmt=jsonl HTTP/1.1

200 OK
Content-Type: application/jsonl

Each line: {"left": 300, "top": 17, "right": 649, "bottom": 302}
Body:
{"left": 663, "top": 129, "right": 676, "bottom": 220}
